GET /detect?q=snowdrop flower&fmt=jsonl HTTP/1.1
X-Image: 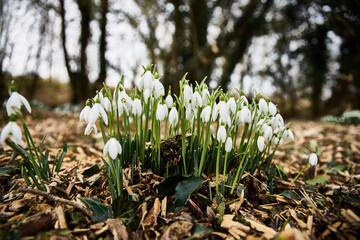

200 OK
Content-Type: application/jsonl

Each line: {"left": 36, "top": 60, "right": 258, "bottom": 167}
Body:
{"left": 84, "top": 122, "right": 97, "bottom": 136}
{"left": 156, "top": 102, "right": 168, "bottom": 121}
{"left": 272, "top": 114, "right": 284, "bottom": 129}
{"left": 0, "top": 121, "right": 23, "bottom": 146}
{"left": 6, "top": 91, "right": 31, "bottom": 116}
{"left": 217, "top": 124, "right": 226, "bottom": 143}
{"left": 79, "top": 105, "right": 91, "bottom": 122}
{"left": 259, "top": 98, "right": 268, "bottom": 116}
{"left": 238, "top": 106, "right": 251, "bottom": 124}
{"left": 201, "top": 105, "right": 211, "bottom": 122}
{"left": 88, "top": 103, "right": 108, "bottom": 125}
{"left": 143, "top": 89, "right": 151, "bottom": 103}
{"left": 239, "top": 95, "right": 248, "bottom": 107}
{"left": 132, "top": 98, "right": 142, "bottom": 116}
{"left": 283, "top": 129, "right": 294, "bottom": 142}
{"left": 103, "top": 138, "right": 122, "bottom": 159}
{"left": 218, "top": 100, "right": 229, "bottom": 121}
{"left": 227, "top": 97, "right": 236, "bottom": 114}
{"left": 202, "top": 88, "right": 210, "bottom": 106}
{"left": 153, "top": 79, "right": 165, "bottom": 99}
{"left": 192, "top": 91, "right": 202, "bottom": 108}
{"left": 165, "top": 95, "right": 173, "bottom": 108}
{"left": 183, "top": 84, "right": 193, "bottom": 106}
{"left": 257, "top": 136, "right": 265, "bottom": 152}
{"left": 94, "top": 92, "right": 111, "bottom": 112}
{"left": 143, "top": 71, "right": 155, "bottom": 90}
{"left": 212, "top": 103, "right": 219, "bottom": 122}
{"left": 268, "top": 102, "right": 277, "bottom": 116}
{"left": 262, "top": 124, "right": 273, "bottom": 140}
{"left": 186, "top": 106, "right": 195, "bottom": 121}
{"left": 225, "top": 137, "right": 233, "bottom": 152}
{"left": 309, "top": 153, "right": 318, "bottom": 166}
{"left": 169, "top": 107, "right": 178, "bottom": 127}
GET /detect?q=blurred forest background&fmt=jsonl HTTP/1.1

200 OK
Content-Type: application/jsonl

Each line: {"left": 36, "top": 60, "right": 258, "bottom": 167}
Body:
{"left": 0, "top": 0, "right": 359, "bottom": 118}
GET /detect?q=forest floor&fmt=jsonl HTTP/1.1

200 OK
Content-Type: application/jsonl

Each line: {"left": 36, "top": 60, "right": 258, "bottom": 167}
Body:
{"left": 0, "top": 107, "right": 359, "bottom": 240}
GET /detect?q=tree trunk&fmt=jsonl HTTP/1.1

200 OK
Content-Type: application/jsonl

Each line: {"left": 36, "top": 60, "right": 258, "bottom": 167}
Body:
{"left": 94, "top": 0, "right": 108, "bottom": 91}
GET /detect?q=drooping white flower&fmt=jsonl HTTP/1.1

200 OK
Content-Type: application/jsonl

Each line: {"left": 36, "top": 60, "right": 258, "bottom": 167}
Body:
{"left": 262, "top": 124, "right": 273, "bottom": 140}
{"left": 202, "top": 88, "right": 210, "bottom": 106}
{"left": 143, "top": 71, "right": 155, "bottom": 90}
{"left": 225, "top": 137, "right": 233, "bottom": 152}
{"left": 79, "top": 105, "right": 91, "bottom": 122}
{"left": 103, "top": 138, "right": 122, "bottom": 159}
{"left": 165, "top": 95, "right": 173, "bottom": 108}
{"left": 283, "top": 129, "right": 294, "bottom": 142}
{"left": 217, "top": 124, "right": 227, "bottom": 143}
{"left": 156, "top": 102, "right": 168, "bottom": 121}
{"left": 257, "top": 136, "right": 265, "bottom": 152}
{"left": 132, "top": 98, "right": 142, "bottom": 116}
{"left": 268, "top": 102, "right": 277, "bottom": 116}
{"left": 84, "top": 122, "right": 97, "bottom": 136}
{"left": 218, "top": 100, "right": 229, "bottom": 121}
{"left": 169, "top": 107, "right": 178, "bottom": 127}
{"left": 239, "top": 106, "right": 251, "bottom": 124}
{"left": 153, "top": 79, "right": 165, "bottom": 99}
{"left": 0, "top": 121, "right": 23, "bottom": 146}
{"left": 186, "top": 106, "right": 195, "bottom": 121}
{"left": 239, "top": 95, "right": 248, "bottom": 107}
{"left": 6, "top": 91, "right": 31, "bottom": 116}
{"left": 259, "top": 98, "right": 268, "bottom": 116}
{"left": 272, "top": 114, "right": 284, "bottom": 129}
{"left": 227, "top": 97, "right": 237, "bottom": 114}
{"left": 200, "top": 105, "right": 211, "bottom": 122}
{"left": 212, "top": 103, "right": 219, "bottom": 122}
{"left": 309, "top": 153, "right": 318, "bottom": 166}
{"left": 143, "top": 89, "right": 151, "bottom": 103}
{"left": 183, "top": 85, "right": 193, "bottom": 106}
{"left": 88, "top": 103, "right": 108, "bottom": 125}
{"left": 192, "top": 91, "right": 202, "bottom": 108}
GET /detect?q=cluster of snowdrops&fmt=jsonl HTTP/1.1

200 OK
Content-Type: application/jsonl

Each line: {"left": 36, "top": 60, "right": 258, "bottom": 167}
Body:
{"left": 1, "top": 66, "right": 318, "bottom": 201}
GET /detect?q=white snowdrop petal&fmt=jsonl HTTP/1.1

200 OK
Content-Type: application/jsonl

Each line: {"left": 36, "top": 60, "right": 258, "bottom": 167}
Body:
{"left": 257, "top": 136, "right": 265, "bottom": 152}
{"left": 165, "top": 95, "right": 173, "bottom": 108}
{"left": 103, "top": 140, "right": 110, "bottom": 157}
{"left": 217, "top": 125, "right": 227, "bottom": 143}
{"left": 309, "top": 153, "right": 318, "bottom": 166}
{"left": 11, "top": 122, "right": 22, "bottom": 142}
{"left": 268, "top": 102, "right": 276, "bottom": 116}
{"left": 225, "top": 137, "right": 233, "bottom": 152}
{"left": 18, "top": 93, "right": 32, "bottom": 113}
{"left": 0, "top": 123, "right": 12, "bottom": 146}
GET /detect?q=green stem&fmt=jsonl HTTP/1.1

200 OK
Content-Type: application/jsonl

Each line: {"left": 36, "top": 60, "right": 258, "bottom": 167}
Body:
{"left": 215, "top": 142, "right": 222, "bottom": 194}
{"left": 292, "top": 162, "right": 309, "bottom": 183}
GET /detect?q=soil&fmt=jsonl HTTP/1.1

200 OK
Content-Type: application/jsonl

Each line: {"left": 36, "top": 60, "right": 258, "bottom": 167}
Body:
{"left": 0, "top": 108, "right": 359, "bottom": 239}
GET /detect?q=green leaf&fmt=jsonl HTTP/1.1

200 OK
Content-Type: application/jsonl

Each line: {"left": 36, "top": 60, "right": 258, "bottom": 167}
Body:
{"left": 280, "top": 190, "right": 302, "bottom": 201}
{"left": 323, "top": 164, "right": 347, "bottom": 174}
{"left": 55, "top": 142, "right": 67, "bottom": 173}
{"left": 305, "top": 175, "right": 328, "bottom": 185}
{"left": 154, "top": 174, "right": 187, "bottom": 197}
{"left": 0, "top": 167, "right": 14, "bottom": 177}
{"left": 82, "top": 164, "right": 101, "bottom": 178}
{"left": 79, "top": 198, "right": 113, "bottom": 222}
{"left": 174, "top": 176, "right": 203, "bottom": 212}
{"left": 70, "top": 211, "right": 85, "bottom": 224}
{"left": 112, "top": 195, "right": 140, "bottom": 231}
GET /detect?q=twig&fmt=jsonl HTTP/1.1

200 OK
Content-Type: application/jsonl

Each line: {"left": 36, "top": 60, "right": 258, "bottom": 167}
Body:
{"left": 18, "top": 187, "right": 92, "bottom": 217}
